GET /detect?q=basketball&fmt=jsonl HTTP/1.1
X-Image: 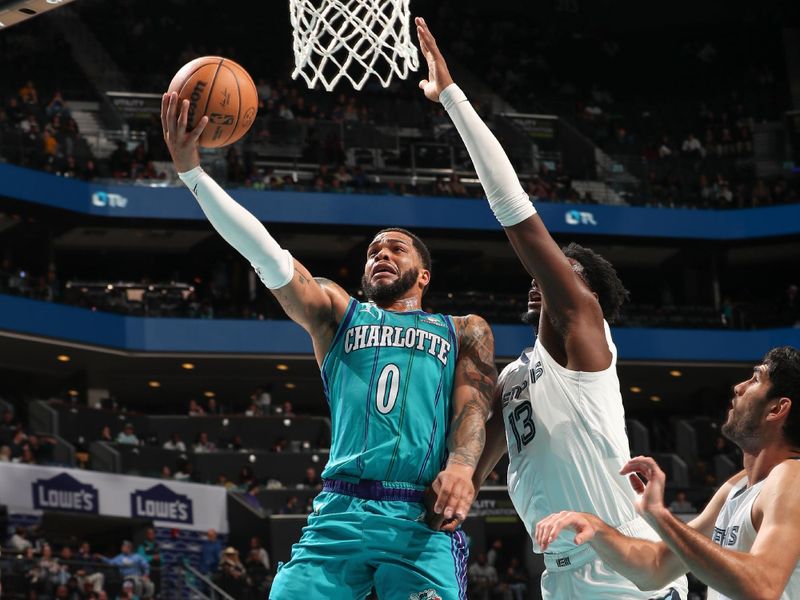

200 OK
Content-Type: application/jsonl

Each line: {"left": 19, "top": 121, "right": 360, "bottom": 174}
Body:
{"left": 167, "top": 56, "right": 258, "bottom": 148}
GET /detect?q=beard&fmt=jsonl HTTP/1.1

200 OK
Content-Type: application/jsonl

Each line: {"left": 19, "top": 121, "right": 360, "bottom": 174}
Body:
{"left": 362, "top": 267, "right": 419, "bottom": 303}
{"left": 521, "top": 308, "right": 540, "bottom": 328}
{"left": 721, "top": 401, "right": 763, "bottom": 452}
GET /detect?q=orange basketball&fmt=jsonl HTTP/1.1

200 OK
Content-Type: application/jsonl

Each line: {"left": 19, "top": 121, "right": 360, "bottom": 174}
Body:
{"left": 167, "top": 56, "right": 258, "bottom": 148}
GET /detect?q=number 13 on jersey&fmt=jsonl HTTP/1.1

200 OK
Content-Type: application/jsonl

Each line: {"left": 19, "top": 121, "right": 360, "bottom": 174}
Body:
{"left": 508, "top": 401, "right": 535, "bottom": 452}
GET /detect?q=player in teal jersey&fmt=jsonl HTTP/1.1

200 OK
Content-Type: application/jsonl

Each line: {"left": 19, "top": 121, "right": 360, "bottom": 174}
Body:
{"left": 161, "top": 92, "right": 497, "bottom": 599}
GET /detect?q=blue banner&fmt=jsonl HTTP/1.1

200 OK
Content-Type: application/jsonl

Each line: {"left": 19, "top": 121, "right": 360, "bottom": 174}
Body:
{"left": 1, "top": 294, "right": 798, "bottom": 362}
{"left": 3, "top": 163, "right": 800, "bottom": 239}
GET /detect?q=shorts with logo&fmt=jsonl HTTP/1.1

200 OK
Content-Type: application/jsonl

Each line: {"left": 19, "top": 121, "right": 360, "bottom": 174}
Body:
{"left": 540, "top": 518, "right": 688, "bottom": 600}
{"left": 269, "top": 480, "right": 469, "bottom": 600}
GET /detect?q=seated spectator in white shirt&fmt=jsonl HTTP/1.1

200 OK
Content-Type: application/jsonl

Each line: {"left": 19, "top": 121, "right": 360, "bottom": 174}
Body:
{"left": 193, "top": 432, "right": 216, "bottom": 453}
{"left": 681, "top": 133, "right": 706, "bottom": 158}
{"left": 116, "top": 423, "right": 140, "bottom": 445}
{"left": 162, "top": 432, "right": 186, "bottom": 452}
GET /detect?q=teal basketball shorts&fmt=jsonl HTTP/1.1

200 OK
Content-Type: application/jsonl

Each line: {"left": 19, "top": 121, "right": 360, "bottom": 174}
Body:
{"left": 269, "top": 480, "right": 469, "bottom": 600}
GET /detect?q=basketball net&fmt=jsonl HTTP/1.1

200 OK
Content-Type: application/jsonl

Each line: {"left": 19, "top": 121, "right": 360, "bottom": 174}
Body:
{"left": 289, "top": 0, "right": 419, "bottom": 91}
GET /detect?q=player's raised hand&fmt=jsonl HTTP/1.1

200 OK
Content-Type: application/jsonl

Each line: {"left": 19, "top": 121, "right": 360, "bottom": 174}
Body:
{"left": 535, "top": 511, "right": 599, "bottom": 551}
{"left": 160, "top": 91, "right": 208, "bottom": 173}
{"left": 427, "top": 463, "right": 474, "bottom": 532}
{"left": 620, "top": 455, "right": 668, "bottom": 520}
{"left": 415, "top": 17, "right": 454, "bottom": 103}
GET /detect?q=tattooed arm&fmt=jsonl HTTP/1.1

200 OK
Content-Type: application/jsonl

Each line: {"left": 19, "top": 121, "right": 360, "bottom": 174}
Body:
{"left": 428, "top": 314, "right": 497, "bottom": 531}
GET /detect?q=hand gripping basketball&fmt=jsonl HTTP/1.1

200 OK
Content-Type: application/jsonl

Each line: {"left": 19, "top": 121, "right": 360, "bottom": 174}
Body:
{"left": 161, "top": 92, "right": 208, "bottom": 174}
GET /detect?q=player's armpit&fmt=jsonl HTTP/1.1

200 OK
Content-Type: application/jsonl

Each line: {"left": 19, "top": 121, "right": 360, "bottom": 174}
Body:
{"left": 270, "top": 264, "right": 351, "bottom": 364}
{"left": 686, "top": 469, "right": 746, "bottom": 538}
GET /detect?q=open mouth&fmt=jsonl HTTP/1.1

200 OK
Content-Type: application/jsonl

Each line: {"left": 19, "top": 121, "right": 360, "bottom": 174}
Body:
{"left": 372, "top": 263, "right": 397, "bottom": 278}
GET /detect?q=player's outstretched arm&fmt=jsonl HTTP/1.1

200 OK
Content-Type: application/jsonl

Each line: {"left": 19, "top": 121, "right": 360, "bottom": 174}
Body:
{"left": 415, "top": 19, "right": 607, "bottom": 371}
{"left": 161, "top": 92, "right": 349, "bottom": 362}
{"left": 429, "top": 315, "right": 496, "bottom": 531}
{"left": 535, "top": 465, "right": 746, "bottom": 591}
{"left": 626, "top": 456, "right": 800, "bottom": 600}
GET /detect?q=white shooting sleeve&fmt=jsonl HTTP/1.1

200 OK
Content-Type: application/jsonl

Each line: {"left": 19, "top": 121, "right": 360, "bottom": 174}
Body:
{"left": 178, "top": 166, "right": 294, "bottom": 289}
{"left": 439, "top": 84, "right": 537, "bottom": 227}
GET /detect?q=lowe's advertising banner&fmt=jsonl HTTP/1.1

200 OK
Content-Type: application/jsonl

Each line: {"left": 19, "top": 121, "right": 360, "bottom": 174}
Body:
{"left": 0, "top": 463, "right": 228, "bottom": 533}
{"left": 4, "top": 162, "right": 800, "bottom": 239}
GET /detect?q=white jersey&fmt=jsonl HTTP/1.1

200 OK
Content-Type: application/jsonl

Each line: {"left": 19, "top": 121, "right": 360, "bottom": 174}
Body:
{"left": 501, "top": 322, "right": 642, "bottom": 553}
{"left": 707, "top": 473, "right": 800, "bottom": 600}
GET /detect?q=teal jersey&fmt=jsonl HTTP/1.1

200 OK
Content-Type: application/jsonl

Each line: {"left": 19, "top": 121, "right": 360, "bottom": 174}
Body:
{"left": 320, "top": 298, "right": 459, "bottom": 487}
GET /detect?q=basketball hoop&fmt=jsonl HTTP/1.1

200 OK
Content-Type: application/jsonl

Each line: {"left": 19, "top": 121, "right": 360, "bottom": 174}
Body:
{"left": 289, "top": 0, "right": 419, "bottom": 91}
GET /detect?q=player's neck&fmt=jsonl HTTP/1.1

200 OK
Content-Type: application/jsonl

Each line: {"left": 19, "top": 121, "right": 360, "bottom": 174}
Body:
{"left": 375, "top": 294, "right": 422, "bottom": 313}
{"left": 742, "top": 440, "right": 800, "bottom": 485}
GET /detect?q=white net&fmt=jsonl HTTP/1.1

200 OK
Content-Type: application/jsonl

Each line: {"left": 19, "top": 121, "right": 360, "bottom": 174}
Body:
{"left": 289, "top": 0, "right": 419, "bottom": 91}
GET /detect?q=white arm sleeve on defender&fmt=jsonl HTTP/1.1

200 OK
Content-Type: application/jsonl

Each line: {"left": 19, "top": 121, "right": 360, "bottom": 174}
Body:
{"left": 178, "top": 166, "right": 294, "bottom": 289}
{"left": 440, "top": 84, "right": 536, "bottom": 227}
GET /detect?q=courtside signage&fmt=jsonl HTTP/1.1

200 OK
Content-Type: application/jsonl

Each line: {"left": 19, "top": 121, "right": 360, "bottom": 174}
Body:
{"left": 131, "top": 484, "right": 194, "bottom": 524}
{"left": 32, "top": 472, "right": 99, "bottom": 514}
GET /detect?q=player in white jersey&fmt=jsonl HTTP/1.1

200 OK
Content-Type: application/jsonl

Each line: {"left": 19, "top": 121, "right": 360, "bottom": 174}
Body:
{"left": 535, "top": 346, "right": 800, "bottom": 600}
{"left": 415, "top": 19, "right": 687, "bottom": 599}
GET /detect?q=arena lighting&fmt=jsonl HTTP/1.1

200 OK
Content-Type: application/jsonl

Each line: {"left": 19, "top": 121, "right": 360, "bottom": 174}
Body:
{"left": 669, "top": 370, "right": 682, "bottom": 377}
{"left": 285, "top": 382, "right": 296, "bottom": 389}
{"left": 181, "top": 362, "right": 195, "bottom": 370}
{"left": 276, "top": 364, "right": 289, "bottom": 371}
{"left": 67, "top": 389, "right": 79, "bottom": 397}
{"left": 148, "top": 381, "right": 161, "bottom": 388}
{"left": 203, "top": 390, "right": 215, "bottom": 398}
{"left": 56, "top": 354, "right": 70, "bottom": 362}
{"left": 650, "top": 395, "right": 662, "bottom": 402}
{"left": 629, "top": 386, "right": 641, "bottom": 393}
{"left": 0, "top": 0, "right": 79, "bottom": 31}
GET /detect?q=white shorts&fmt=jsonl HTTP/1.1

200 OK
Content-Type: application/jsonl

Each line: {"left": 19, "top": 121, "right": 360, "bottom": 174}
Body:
{"left": 541, "top": 556, "right": 686, "bottom": 600}
{"left": 540, "top": 518, "right": 687, "bottom": 600}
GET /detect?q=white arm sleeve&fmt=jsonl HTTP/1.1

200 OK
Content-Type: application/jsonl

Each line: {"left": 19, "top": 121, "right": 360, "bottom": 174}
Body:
{"left": 440, "top": 84, "right": 536, "bottom": 227}
{"left": 178, "top": 166, "right": 294, "bottom": 289}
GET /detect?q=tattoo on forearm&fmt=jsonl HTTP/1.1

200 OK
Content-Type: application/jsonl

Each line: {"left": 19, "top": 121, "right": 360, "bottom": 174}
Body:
{"left": 448, "top": 316, "right": 497, "bottom": 469}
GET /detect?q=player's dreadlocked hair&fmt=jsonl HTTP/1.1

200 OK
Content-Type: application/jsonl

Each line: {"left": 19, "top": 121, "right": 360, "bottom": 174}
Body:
{"left": 562, "top": 242, "right": 629, "bottom": 324}
{"left": 763, "top": 346, "right": 800, "bottom": 447}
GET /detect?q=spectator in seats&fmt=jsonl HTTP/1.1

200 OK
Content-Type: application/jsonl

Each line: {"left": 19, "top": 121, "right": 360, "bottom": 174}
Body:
{"left": 245, "top": 548, "right": 271, "bottom": 597}
{"left": 236, "top": 466, "right": 256, "bottom": 492}
{"left": 657, "top": 135, "right": 674, "bottom": 159}
{"left": 449, "top": 174, "right": 467, "bottom": 197}
{"left": 206, "top": 396, "right": 222, "bottom": 415}
{"left": 468, "top": 552, "right": 498, "bottom": 600}
{"left": 96, "top": 540, "right": 153, "bottom": 599}
{"left": 193, "top": 431, "right": 216, "bottom": 453}
{"left": 188, "top": 398, "right": 205, "bottom": 417}
{"left": 779, "top": 283, "right": 800, "bottom": 327}
{"left": 162, "top": 432, "right": 186, "bottom": 452}
{"left": 0, "top": 445, "right": 10, "bottom": 462}
{"left": 281, "top": 401, "right": 295, "bottom": 417}
{"left": 136, "top": 528, "right": 160, "bottom": 594}
{"left": 100, "top": 426, "right": 113, "bottom": 443}
{"left": 10, "top": 526, "right": 33, "bottom": 551}
{"left": 486, "top": 539, "right": 504, "bottom": 570}
{"left": 681, "top": 133, "right": 705, "bottom": 159}
{"left": 504, "top": 557, "right": 528, "bottom": 600}
{"left": 46, "top": 91, "right": 70, "bottom": 120}
{"left": 200, "top": 528, "right": 223, "bottom": 575}
{"left": 34, "top": 543, "right": 69, "bottom": 593}
{"left": 116, "top": 579, "right": 140, "bottom": 599}
{"left": 248, "top": 536, "right": 270, "bottom": 571}
{"left": 116, "top": 423, "right": 139, "bottom": 445}
{"left": 271, "top": 437, "right": 287, "bottom": 452}
{"left": 9, "top": 426, "right": 28, "bottom": 458}
{"left": 253, "top": 384, "right": 273, "bottom": 415}
{"left": 301, "top": 467, "right": 322, "bottom": 490}
{"left": 242, "top": 483, "right": 264, "bottom": 512}
{"left": 160, "top": 465, "right": 172, "bottom": 479}
{"left": 216, "top": 547, "right": 250, "bottom": 598}
{"left": 279, "top": 495, "right": 303, "bottom": 515}
{"left": 75, "top": 541, "right": 105, "bottom": 593}
{"left": 17, "top": 444, "right": 36, "bottom": 465}
{"left": 19, "top": 80, "right": 39, "bottom": 105}
{"left": 668, "top": 490, "right": 697, "bottom": 514}
{"left": 244, "top": 398, "right": 263, "bottom": 417}
{"left": 173, "top": 459, "right": 194, "bottom": 482}
{"left": 218, "top": 473, "right": 235, "bottom": 490}
{"left": 27, "top": 433, "right": 57, "bottom": 464}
